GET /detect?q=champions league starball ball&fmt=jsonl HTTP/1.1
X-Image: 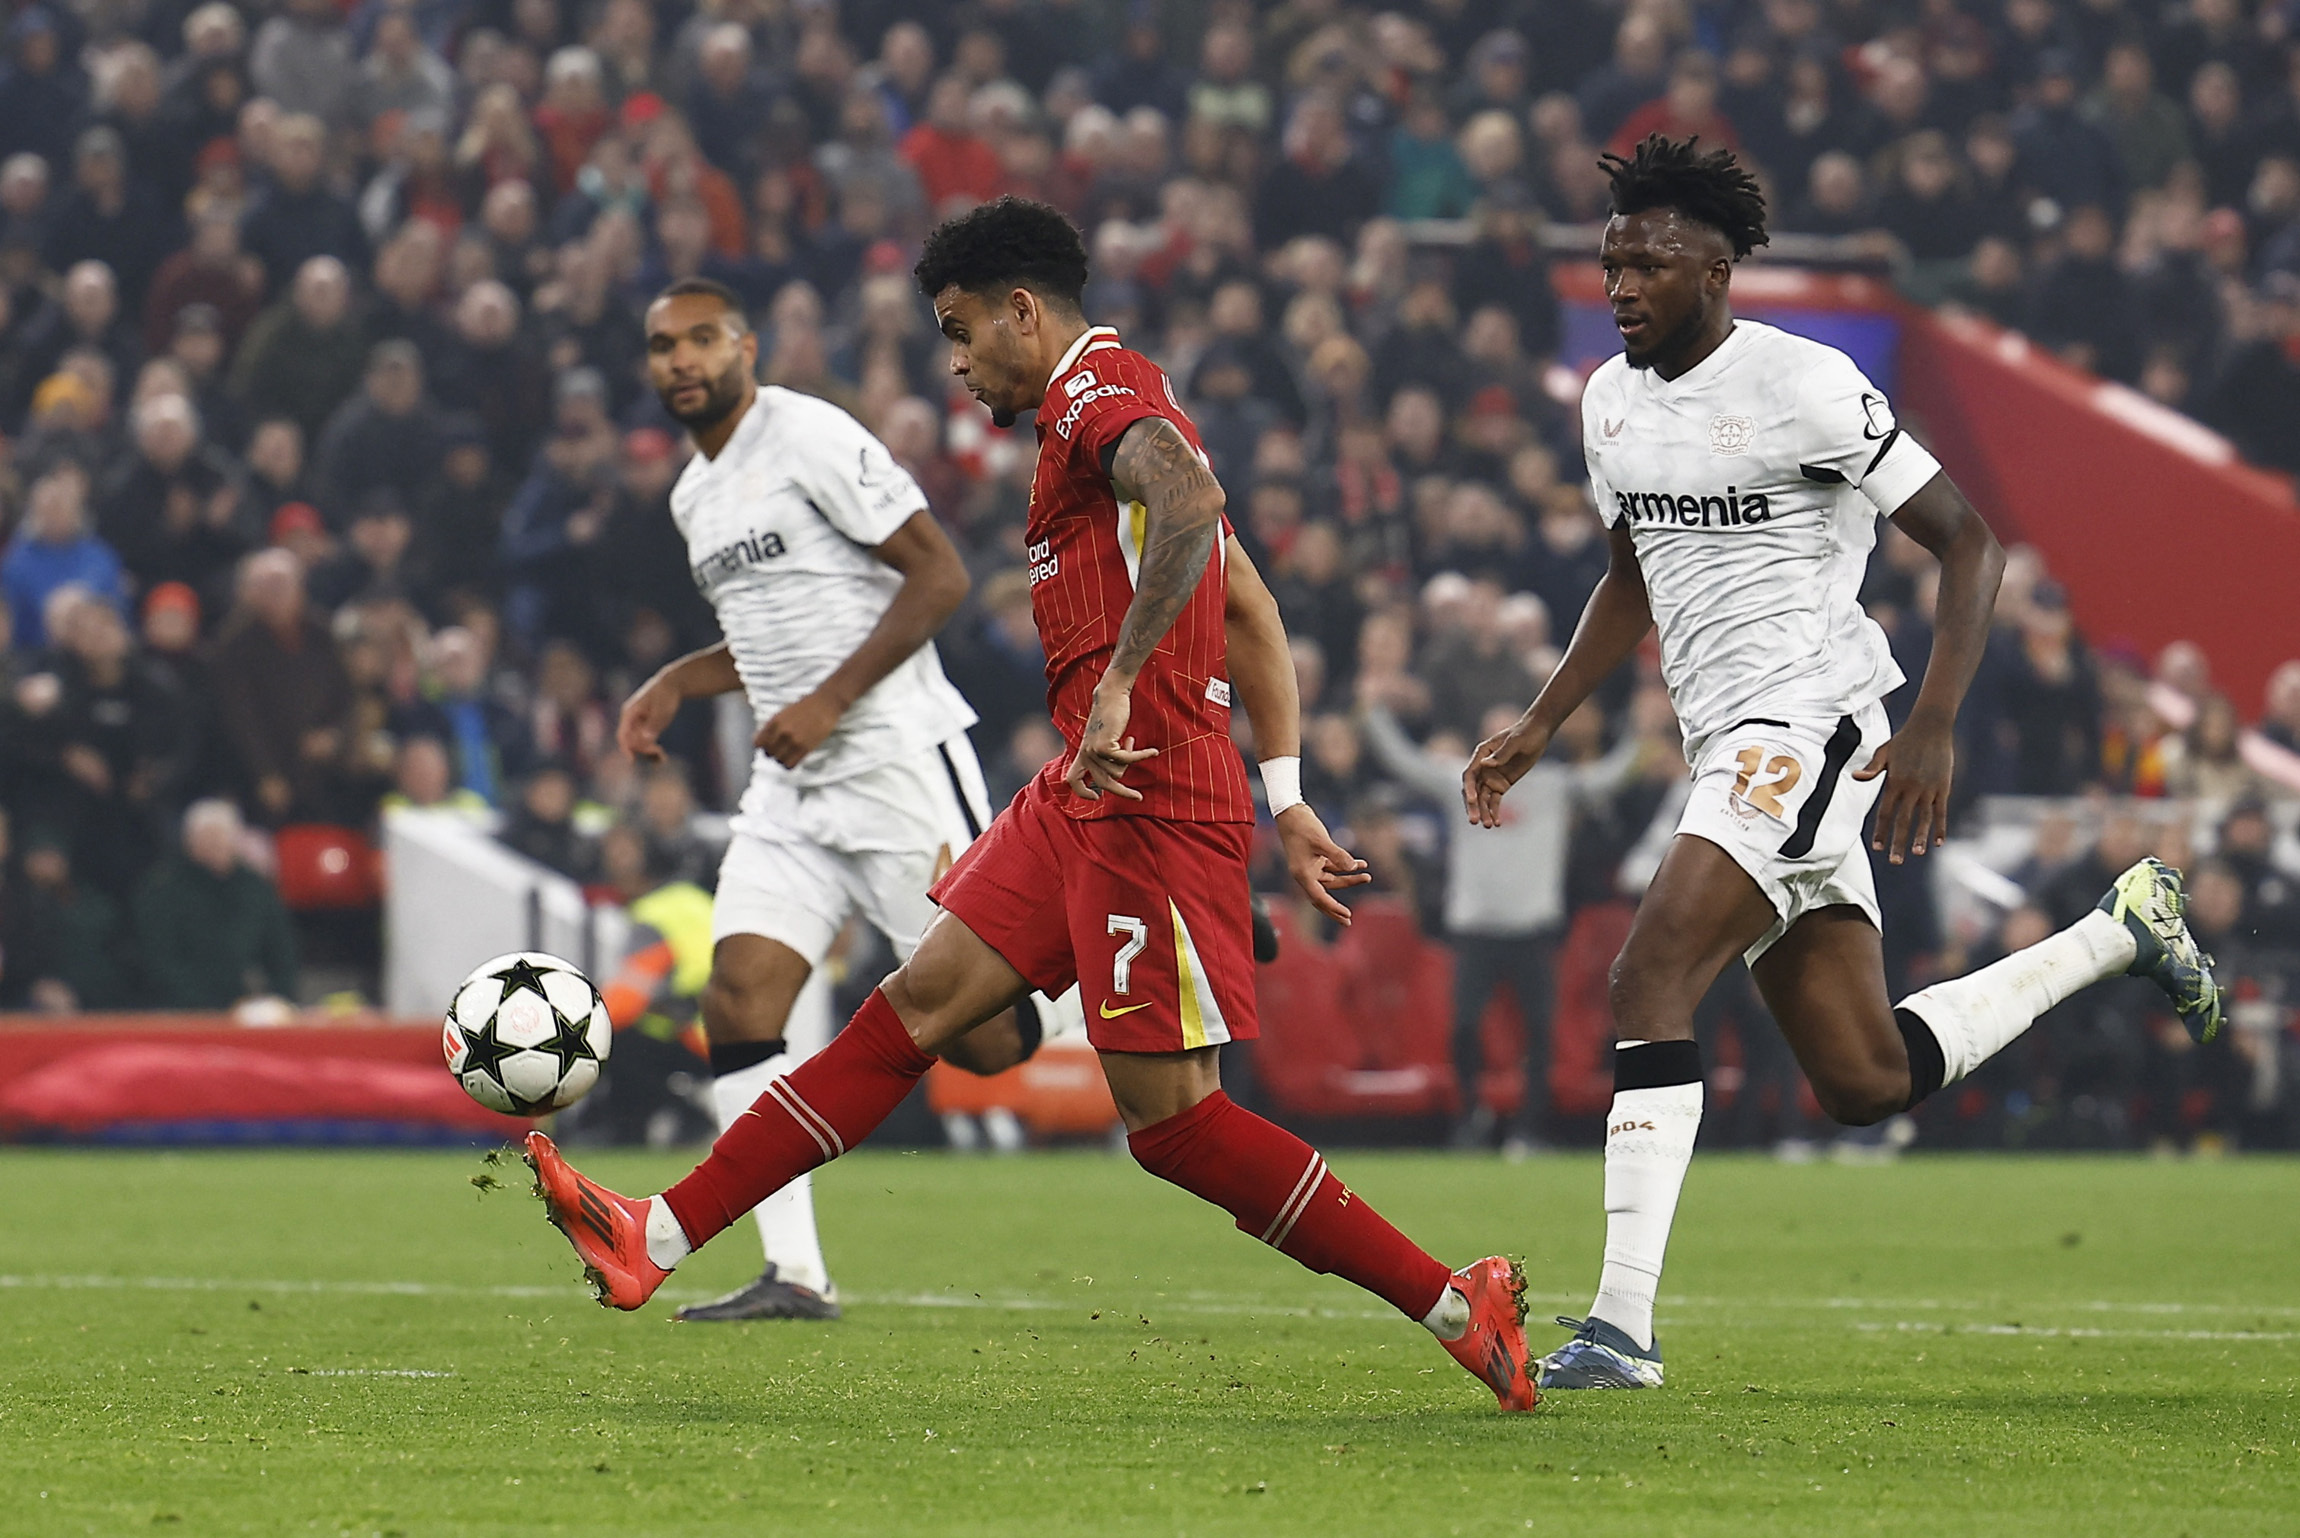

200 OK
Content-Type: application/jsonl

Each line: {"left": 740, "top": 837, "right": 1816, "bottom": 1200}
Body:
{"left": 442, "top": 952, "right": 612, "bottom": 1115}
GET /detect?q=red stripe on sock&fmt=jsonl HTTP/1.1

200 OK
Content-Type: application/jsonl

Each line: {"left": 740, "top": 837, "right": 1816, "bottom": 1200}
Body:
{"left": 1127, "top": 1092, "right": 1450, "bottom": 1321}
{"left": 661, "top": 990, "right": 930, "bottom": 1247}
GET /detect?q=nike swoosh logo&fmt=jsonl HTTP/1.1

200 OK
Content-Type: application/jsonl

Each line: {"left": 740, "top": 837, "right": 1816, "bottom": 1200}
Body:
{"left": 1098, "top": 999, "right": 1153, "bottom": 1019}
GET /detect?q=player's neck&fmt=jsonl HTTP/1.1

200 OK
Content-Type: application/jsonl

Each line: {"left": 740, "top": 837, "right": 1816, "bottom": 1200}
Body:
{"left": 689, "top": 383, "right": 758, "bottom": 461}
{"left": 1651, "top": 310, "right": 1736, "bottom": 382}
{"left": 1032, "top": 315, "right": 1097, "bottom": 397}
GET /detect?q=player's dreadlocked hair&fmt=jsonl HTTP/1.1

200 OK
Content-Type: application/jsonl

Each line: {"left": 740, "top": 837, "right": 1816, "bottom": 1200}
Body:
{"left": 1600, "top": 134, "right": 1770, "bottom": 259}
{"left": 914, "top": 196, "right": 1089, "bottom": 310}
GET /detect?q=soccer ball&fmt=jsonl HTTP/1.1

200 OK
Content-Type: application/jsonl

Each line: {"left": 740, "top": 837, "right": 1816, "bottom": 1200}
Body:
{"left": 443, "top": 952, "right": 612, "bottom": 1116}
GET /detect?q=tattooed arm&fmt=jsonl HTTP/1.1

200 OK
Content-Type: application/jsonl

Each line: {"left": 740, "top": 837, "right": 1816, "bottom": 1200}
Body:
{"left": 1067, "top": 416, "right": 1224, "bottom": 802}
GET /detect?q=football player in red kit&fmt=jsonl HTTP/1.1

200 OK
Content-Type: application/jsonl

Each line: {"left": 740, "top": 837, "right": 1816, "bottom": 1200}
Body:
{"left": 522, "top": 197, "right": 1537, "bottom": 1411}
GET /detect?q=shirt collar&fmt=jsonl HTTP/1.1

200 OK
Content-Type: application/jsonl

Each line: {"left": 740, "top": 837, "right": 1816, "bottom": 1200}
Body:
{"left": 1042, "top": 326, "right": 1121, "bottom": 403}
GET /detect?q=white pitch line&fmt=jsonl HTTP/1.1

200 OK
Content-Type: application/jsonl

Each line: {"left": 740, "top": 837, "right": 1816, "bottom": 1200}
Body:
{"left": 6, "top": 1274, "right": 2299, "bottom": 1332}
{"left": 1856, "top": 1321, "right": 2300, "bottom": 1343}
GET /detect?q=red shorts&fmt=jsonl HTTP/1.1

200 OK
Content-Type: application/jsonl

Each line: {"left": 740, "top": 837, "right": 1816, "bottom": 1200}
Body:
{"left": 929, "top": 770, "right": 1258, "bottom": 1053}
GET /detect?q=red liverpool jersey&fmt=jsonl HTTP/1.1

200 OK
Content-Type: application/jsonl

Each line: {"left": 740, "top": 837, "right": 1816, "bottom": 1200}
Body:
{"left": 1026, "top": 326, "right": 1253, "bottom": 824}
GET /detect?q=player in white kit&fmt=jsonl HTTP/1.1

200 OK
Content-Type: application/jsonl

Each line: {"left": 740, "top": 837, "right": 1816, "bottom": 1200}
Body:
{"left": 1462, "top": 138, "right": 2222, "bottom": 1389}
{"left": 620, "top": 277, "right": 1039, "bottom": 1321}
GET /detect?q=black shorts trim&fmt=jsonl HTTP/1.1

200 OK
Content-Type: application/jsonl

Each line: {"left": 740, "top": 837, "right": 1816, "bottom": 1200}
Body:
{"left": 1778, "top": 714, "right": 1862, "bottom": 861}
{"left": 937, "top": 742, "right": 986, "bottom": 839}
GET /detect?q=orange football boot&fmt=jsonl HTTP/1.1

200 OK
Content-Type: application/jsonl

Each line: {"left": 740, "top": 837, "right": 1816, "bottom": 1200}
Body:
{"left": 1439, "top": 1256, "right": 1538, "bottom": 1411}
{"left": 524, "top": 1131, "right": 671, "bottom": 1310}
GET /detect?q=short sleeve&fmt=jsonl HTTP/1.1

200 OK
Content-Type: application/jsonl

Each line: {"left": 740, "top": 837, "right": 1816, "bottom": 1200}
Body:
{"left": 789, "top": 400, "right": 927, "bottom": 548}
{"left": 1582, "top": 368, "right": 1622, "bottom": 527}
{"left": 1790, "top": 351, "right": 1942, "bottom": 515}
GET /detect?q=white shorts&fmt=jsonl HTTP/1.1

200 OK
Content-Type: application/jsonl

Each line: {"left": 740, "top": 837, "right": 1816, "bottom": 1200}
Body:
{"left": 712, "top": 735, "right": 992, "bottom": 964}
{"left": 1676, "top": 700, "right": 1890, "bottom": 965}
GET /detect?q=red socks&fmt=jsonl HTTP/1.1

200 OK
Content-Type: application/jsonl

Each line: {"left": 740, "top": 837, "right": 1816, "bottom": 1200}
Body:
{"left": 661, "top": 990, "right": 931, "bottom": 1248}
{"left": 1127, "top": 1091, "right": 1451, "bottom": 1322}
{"left": 659, "top": 1001, "right": 1449, "bottom": 1327}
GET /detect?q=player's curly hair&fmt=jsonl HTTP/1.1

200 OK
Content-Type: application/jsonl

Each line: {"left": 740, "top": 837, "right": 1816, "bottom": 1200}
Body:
{"left": 914, "top": 196, "right": 1089, "bottom": 310}
{"left": 1600, "top": 134, "right": 1770, "bottom": 259}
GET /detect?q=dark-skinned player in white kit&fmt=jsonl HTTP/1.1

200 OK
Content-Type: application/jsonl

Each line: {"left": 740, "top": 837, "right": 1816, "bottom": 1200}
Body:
{"left": 1461, "top": 136, "right": 2221, "bottom": 1391}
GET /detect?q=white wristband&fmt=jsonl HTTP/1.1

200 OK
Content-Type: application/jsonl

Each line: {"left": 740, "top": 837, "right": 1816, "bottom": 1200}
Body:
{"left": 1259, "top": 755, "right": 1303, "bottom": 818}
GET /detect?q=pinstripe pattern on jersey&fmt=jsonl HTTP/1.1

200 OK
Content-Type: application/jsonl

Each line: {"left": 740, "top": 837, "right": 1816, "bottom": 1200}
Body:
{"left": 1027, "top": 332, "right": 1253, "bottom": 825}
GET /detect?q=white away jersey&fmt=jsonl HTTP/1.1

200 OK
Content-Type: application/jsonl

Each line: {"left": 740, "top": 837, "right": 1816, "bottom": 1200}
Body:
{"left": 1583, "top": 321, "right": 1942, "bottom": 760}
{"left": 670, "top": 387, "right": 975, "bottom": 788}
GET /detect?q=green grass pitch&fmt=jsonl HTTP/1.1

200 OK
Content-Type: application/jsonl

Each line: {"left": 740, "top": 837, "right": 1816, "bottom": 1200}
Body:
{"left": 2, "top": 1146, "right": 2295, "bottom": 1536}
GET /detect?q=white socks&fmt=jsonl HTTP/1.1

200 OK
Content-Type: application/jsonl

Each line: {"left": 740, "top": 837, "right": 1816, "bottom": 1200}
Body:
{"left": 709, "top": 1049, "right": 833, "bottom": 1295}
{"left": 1898, "top": 908, "right": 2135, "bottom": 1085}
{"left": 1421, "top": 1283, "right": 1471, "bottom": 1341}
{"left": 644, "top": 1195, "right": 691, "bottom": 1271}
{"left": 1587, "top": 1042, "right": 1704, "bottom": 1353}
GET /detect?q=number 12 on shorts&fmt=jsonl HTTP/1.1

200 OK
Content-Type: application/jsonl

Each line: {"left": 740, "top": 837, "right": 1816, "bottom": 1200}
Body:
{"left": 1732, "top": 746, "right": 1802, "bottom": 818}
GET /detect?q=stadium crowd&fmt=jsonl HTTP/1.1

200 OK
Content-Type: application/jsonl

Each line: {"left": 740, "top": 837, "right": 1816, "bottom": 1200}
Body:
{"left": 0, "top": 0, "right": 2297, "bottom": 1149}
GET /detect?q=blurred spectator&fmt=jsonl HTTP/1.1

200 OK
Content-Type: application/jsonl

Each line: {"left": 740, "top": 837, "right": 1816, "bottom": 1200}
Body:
{"left": 249, "top": 0, "right": 356, "bottom": 129}
{"left": 4, "top": 466, "right": 126, "bottom": 648}
{"left": 1363, "top": 696, "right": 1639, "bottom": 1147}
{"left": 228, "top": 256, "right": 366, "bottom": 443}
{"left": 634, "top": 759, "right": 715, "bottom": 887}
{"left": 2087, "top": 42, "right": 2190, "bottom": 194}
{"left": 2163, "top": 693, "right": 2263, "bottom": 801}
{"left": 430, "top": 280, "right": 550, "bottom": 471}
{"left": 354, "top": 12, "right": 455, "bottom": 131}
{"left": 1990, "top": 581, "right": 2103, "bottom": 795}
{"left": 11, "top": 595, "right": 188, "bottom": 896}
{"left": 4, "top": 261, "right": 142, "bottom": 430}
{"left": 314, "top": 341, "right": 444, "bottom": 521}
{"left": 10, "top": 830, "right": 136, "bottom": 1010}
{"left": 500, "top": 367, "right": 619, "bottom": 649}
{"left": 145, "top": 208, "right": 265, "bottom": 360}
{"left": 500, "top": 759, "right": 595, "bottom": 879}
{"left": 45, "top": 126, "right": 176, "bottom": 310}
{"left": 528, "top": 639, "right": 611, "bottom": 782}
{"left": 206, "top": 549, "right": 355, "bottom": 824}
{"left": 2029, "top": 204, "right": 2139, "bottom": 380}
{"left": 378, "top": 734, "right": 489, "bottom": 820}
{"left": 1454, "top": 185, "right": 1559, "bottom": 362}
{"left": 310, "top": 494, "right": 427, "bottom": 614}
{"left": 1257, "top": 98, "right": 1378, "bottom": 248}
{"left": 239, "top": 113, "right": 368, "bottom": 290}
{"left": 2013, "top": 52, "right": 2125, "bottom": 217}
{"left": 133, "top": 797, "right": 297, "bottom": 1007}
{"left": 901, "top": 75, "right": 1003, "bottom": 213}
{"left": 95, "top": 391, "right": 249, "bottom": 603}
{"left": 393, "top": 625, "right": 522, "bottom": 807}
{"left": 0, "top": 8, "right": 86, "bottom": 171}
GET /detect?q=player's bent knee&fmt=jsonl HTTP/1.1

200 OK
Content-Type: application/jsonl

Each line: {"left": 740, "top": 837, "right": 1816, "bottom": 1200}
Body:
{"left": 938, "top": 1009, "right": 1027, "bottom": 1076}
{"left": 1811, "top": 1071, "right": 1907, "bottom": 1128}
{"left": 701, "top": 973, "right": 778, "bottom": 1044}
{"left": 1606, "top": 954, "right": 1700, "bottom": 1043}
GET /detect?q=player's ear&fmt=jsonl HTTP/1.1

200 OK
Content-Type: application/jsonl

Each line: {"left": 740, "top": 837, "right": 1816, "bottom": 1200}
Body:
{"left": 1009, "top": 284, "right": 1039, "bottom": 337}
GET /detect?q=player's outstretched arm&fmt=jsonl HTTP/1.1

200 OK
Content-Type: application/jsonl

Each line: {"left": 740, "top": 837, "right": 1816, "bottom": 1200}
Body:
{"left": 1223, "top": 536, "right": 1370, "bottom": 922}
{"left": 1070, "top": 416, "right": 1224, "bottom": 801}
{"left": 1853, "top": 471, "right": 2004, "bottom": 863}
{"left": 754, "top": 510, "right": 971, "bottom": 768}
{"left": 619, "top": 641, "right": 743, "bottom": 762}
{"left": 1462, "top": 522, "right": 1652, "bottom": 827}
